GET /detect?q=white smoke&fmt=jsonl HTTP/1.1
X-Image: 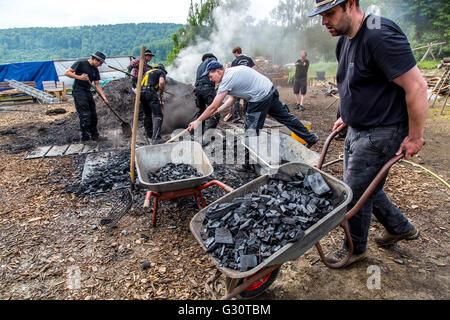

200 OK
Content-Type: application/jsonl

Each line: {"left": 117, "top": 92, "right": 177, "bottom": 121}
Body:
{"left": 167, "top": 4, "right": 260, "bottom": 83}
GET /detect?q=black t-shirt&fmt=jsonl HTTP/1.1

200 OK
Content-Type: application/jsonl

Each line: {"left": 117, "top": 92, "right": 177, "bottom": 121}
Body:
{"left": 231, "top": 55, "right": 255, "bottom": 68}
{"left": 294, "top": 59, "right": 309, "bottom": 80}
{"left": 195, "top": 57, "right": 216, "bottom": 86}
{"left": 71, "top": 60, "right": 100, "bottom": 92}
{"left": 143, "top": 68, "right": 166, "bottom": 89}
{"left": 336, "top": 15, "right": 416, "bottom": 129}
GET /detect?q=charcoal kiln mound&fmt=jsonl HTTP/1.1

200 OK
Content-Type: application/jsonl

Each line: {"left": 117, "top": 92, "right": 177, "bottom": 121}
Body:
{"left": 96, "top": 77, "right": 198, "bottom": 134}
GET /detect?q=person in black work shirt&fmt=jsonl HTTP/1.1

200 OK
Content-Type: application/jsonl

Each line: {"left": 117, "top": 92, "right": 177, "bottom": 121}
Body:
{"left": 194, "top": 53, "right": 220, "bottom": 131}
{"left": 65, "top": 51, "right": 108, "bottom": 142}
{"left": 293, "top": 51, "right": 309, "bottom": 111}
{"left": 140, "top": 64, "right": 167, "bottom": 144}
{"left": 309, "top": 0, "right": 428, "bottom": 267}
{"left": 228, "top": 46, "right": 256, "bottom": 121}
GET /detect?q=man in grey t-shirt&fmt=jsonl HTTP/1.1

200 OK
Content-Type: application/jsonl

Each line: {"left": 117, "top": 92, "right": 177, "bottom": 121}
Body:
{"left": 188, "top": 61, "right": 318, "bottom": 147}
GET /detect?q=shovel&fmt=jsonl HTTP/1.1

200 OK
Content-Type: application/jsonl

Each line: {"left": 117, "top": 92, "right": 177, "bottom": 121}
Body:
{"left": 165, "top": 112, "right": 220, "bottom": 144}
{"left": 88, "top": 80, "right": 132, "bottom": 137}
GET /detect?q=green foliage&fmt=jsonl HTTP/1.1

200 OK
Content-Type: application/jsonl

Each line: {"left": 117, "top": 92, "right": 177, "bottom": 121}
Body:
{"left": 0, "top": 23, "right": 182, "bottom": 64}
{"left": 417, "top": 60, "right": 439, "bottom": 70}
{"left": 167, "top": 0, "right": 220, "bottom": 64}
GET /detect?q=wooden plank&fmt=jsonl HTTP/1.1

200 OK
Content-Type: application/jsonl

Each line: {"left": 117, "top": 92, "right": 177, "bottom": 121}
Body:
{"left": 45, "top": 145, "right": 70, "bottom": 157}
{"left": 64, "top": 144, "right": 85, "bottom": 155}
{"left": 24, "top": 146, "right": 52, "bottom": 160}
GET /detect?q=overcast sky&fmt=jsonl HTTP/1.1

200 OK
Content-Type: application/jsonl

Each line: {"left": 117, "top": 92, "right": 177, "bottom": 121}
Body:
{"left": 0, "top": 0, "right": 279, "bottom": 29}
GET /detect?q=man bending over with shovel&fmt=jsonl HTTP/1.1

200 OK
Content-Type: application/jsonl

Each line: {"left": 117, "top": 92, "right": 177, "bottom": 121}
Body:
{"left": 188, "top": 61, "right": 319, "bottom": 148}
{"left": 65, "top": 51, "right": 108, "bottom": 142}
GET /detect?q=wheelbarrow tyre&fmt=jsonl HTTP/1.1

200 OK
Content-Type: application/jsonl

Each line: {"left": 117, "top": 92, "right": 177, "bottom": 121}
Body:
{"left": 226, "top": 267, "right": 280, "bottom": 300}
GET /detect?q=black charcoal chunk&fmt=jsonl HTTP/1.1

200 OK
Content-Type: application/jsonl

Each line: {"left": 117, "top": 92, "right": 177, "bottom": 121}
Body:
{"left": 240, "top": 254, "right": 258, "bottom": 272}
{"left": 307, "top": 172, "right": 331, "bottom": 196}
{"left": 215, "top": 228, "right": 234, "bottom": 245}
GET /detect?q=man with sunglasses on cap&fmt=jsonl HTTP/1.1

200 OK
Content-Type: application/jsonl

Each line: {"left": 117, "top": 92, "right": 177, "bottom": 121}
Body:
{"left": 187, "top": 61, "right": 319, "bottom": 148}
{"left": 65, "top": 51, "right": 108, "bottom": 142}
{"left": 128, "top": 49, "right": 155, "bottom": 90}
{"left": 193, "top": 53, "right": 221, "bottom": 131}
{"left": 309, "top": 0, "right": 428, "bottom": 267}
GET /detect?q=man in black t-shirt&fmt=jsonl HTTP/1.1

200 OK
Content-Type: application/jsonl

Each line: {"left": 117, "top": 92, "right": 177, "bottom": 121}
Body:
{"left": 140, "top": 64, "right": 167, "bottom": 144}
{"left": 65, "top": 51, "right": 108, "bottom": 141}
{"left": 309, "top": 0, "right": 428, "bottom": 267}
{"left": 293, "top": 51, "right": 309, "bottom": 111}
{"left": 228, "top": 46, "right": 256, "bottom": 121}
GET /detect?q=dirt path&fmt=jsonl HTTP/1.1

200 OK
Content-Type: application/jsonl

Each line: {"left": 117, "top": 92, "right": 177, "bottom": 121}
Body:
{"left": 0, "top": 84, "right": 448, "bottom": 300}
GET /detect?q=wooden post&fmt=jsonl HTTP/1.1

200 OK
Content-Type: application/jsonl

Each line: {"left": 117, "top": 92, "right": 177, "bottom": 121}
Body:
{"left": 440, "top": 90, "right": 449, "bottom": 115}
{"left": 130, "top": 46, "right": 146, "bottom": 187}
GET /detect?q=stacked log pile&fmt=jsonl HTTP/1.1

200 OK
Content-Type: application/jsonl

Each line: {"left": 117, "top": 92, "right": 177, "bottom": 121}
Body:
{"left": 254, "top": 56, "right": 289, "bottom": 87}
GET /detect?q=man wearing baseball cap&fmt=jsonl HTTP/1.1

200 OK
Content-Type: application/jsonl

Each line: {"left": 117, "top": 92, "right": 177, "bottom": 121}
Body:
{"left": 65, "top": 51, "right": 108, "bottom": 141}
{"left": 128, "top": 49, "right": 155, "bottom": 90}
{"left": 188, "top": 60, "right": 318, "bottom": 148}
{"left": 310, "top": 0, "right": 428, "bottom": 267}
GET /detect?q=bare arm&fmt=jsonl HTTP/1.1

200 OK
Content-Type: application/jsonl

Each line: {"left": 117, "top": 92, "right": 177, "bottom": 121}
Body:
{"left": 159, "top": 77, "right": 165, "bottom": 99}
{"left": 188, "top": 91, "right": 228, "bottom": 131}
{"left": 217, "top": 95, "right": 236, "bottom": 113}
{"left": 94, "top": 81, "right": 108, "bottom": 103}
{"left": 393, "top": 65, "right": 429, "bottom": 160}
{"left": 64, "top": 67, "right": 89, "bottom": 81}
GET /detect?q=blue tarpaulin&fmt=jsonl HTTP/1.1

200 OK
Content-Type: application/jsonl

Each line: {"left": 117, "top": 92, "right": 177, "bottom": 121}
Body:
{"left": 0, "top": 61, "right": 59, "bottom": 91}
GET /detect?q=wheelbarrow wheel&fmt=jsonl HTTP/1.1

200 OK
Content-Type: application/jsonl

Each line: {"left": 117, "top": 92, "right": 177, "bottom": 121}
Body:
{"left": 226, "top": 267, "right": 280, "bottom": 300}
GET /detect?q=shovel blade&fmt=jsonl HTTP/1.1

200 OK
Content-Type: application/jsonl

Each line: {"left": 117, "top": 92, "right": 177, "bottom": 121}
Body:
{"left": 122, "top": 122, "right": 132, "bottom": 137}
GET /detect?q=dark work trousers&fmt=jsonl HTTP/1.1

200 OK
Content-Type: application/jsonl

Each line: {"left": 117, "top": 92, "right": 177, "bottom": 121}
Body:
{"left": 244, "top": 87, "right": 316, "bottom": 143}
{"left": 72, "top": 90, "right": 98, "bottom": 140}
{"left": 140, "top": 89, "right": 163, "bottom": 142}
{"left": 194, "top": 84, "right": 220, "bottom": 131}
{"left": 233, "top": 99, "right": 248, "bottom": 119}
{"left": 343, "top": 123, "right": 414, "bottom": 254}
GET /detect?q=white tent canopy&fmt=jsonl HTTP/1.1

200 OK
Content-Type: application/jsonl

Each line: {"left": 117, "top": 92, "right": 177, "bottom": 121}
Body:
{"left": 53, "top": 56, "right": 133, "bottom": 88}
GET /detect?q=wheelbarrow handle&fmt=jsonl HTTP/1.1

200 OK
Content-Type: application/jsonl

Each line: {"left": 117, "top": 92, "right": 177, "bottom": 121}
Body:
{"left": 317, "top": 130, "right": 340, "bottom": 170}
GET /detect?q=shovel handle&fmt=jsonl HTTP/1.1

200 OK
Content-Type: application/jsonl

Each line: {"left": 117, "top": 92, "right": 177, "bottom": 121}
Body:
{"left": 165, "top": 128, "right": 189, "bottom": 144}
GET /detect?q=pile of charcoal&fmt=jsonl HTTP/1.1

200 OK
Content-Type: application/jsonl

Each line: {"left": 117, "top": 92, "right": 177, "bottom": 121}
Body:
{"left": 65, "top": 151, "right": 131, "bottom": 196}
{"left": 147, "top": 163, "right": 203, "bottom": 183}
{"left": 201, "top": 169, "right": 335, "bottom": 272}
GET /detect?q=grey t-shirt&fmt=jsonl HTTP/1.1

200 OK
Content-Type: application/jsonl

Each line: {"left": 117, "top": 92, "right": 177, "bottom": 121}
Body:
{"left": 217, "top": 66, "right": 272, "bottom": 103}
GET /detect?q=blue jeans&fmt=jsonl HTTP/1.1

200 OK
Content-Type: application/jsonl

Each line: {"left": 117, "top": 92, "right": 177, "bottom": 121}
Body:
{"left": 343, "top": 123, "right": 414, "bottom": 254}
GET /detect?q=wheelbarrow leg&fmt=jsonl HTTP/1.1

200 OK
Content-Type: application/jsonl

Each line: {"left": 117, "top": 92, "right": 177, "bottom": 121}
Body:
{"left": 315, "top": 220, "right": 354, "bottom": 269}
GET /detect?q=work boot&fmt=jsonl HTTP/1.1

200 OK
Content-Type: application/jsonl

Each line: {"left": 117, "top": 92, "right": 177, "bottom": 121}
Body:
{"left": 295, "top": 104, "right": 305, "bottom": 111}
{"left": 375, "top": 226, "right": 420, "bottom": 247}
{"left": 306, "top": 134, "right": 319, "bottom": 148}
{"left": 151, "top": 116, "right": 163, "bottom": 145}
{"left": 325, "top": 248, "right": 367, "bottom": 267}
{"left": 80, "top": 134, "right": 90, "bottom": 142}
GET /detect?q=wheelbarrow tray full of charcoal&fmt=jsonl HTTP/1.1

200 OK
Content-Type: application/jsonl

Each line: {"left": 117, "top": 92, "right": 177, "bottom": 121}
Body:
{"left": 190, "top": 161, "right": 352, "bottom": 299}
{"left": 135, "top": 141, "right": 214, "bottom": 193}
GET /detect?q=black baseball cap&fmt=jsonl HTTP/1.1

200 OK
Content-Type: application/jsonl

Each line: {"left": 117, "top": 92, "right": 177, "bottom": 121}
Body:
{"left": 92, "top": 51, "right": 106, "bottom": 63}
{"left": 308, "top": 0, "right": 347, "bottom": 17}
{"left": 145, "top": 49, "right": 155, "bottom": 56}
{"left": 202, "top": 53, "right": 217, "bottom": 61}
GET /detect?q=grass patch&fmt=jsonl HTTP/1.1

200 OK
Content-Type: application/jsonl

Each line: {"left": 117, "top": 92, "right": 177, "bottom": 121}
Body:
{"left": 418, "top": 60, "right": 439, "bottom": 70}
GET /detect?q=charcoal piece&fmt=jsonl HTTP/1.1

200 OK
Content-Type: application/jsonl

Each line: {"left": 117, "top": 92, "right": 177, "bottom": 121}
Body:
{"left": 239, "top": 219, "right": 253, "bottom": 231}
{"left": 269, "top": 172, "right": 292, "bottom": 182}
{"left": 268, "top": 217, "right": 281, "bottom": 225}
{"left": 208, "top": 220, "right": 222, "bottom": 229}
{"left": 240, "top": 254, "right": 258, "bottom": 272}
{"left": 275, "top": 232, "right": 284, "bottom": 241}
{"left": 266, "top": 210, "right": 280, "bottom": 218}
{"left": 306, "top": 203, "right": 317, "bottom": 214}
{"left": 234, "top": 207, "right": 249, "bottom": 216}
{"left": 206, "top": 202, "right": 241, "bottom": 220}
{"left": 266, "top": 185, "right": 277, "bottom": 193}
{"left": 259, "top": 195, "right": 271, "bottom": 203}
{"left": 288, "top": 229, "right": 305, "bottom": 243}
{"left": 221, "top": 211, "right": 234, "bottom": 222}
{"left": 204, "top": 237, "right": 215, "bottom": 248}
{"left": 307, "top": 172, "right": 331, "bottom": 196}
{"left": 281, "top": 217, "right": 297, "bottom": 225}
{"left": 281, "top": 191, "right": 291, "bottom": 200}
{"left": 215, "top": 228, "right": 234, "bottom": 245}
{"left": 280, "top": 204, "right": 287, "bottom": 214}
{"left": 295, "top": 171, "right": 304, "bottom": 180}
{"left": 273, "top": 245, "right": 281, "bottom": 252}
